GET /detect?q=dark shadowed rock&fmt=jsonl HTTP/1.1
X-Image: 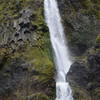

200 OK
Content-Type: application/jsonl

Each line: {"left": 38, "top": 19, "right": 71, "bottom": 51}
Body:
{"left": 67, "top": 62, "right": 89, "bottom": 88}
{"left": 67, "top": 52, "right": 100, "bottom": 100}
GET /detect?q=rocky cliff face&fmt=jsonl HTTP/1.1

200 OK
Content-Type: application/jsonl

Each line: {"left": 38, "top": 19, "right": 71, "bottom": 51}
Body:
{"left": 0, "top": 0, "right": 55, "bottom": 100}
{"left": 57, "top": 0, "right": 100, "bottom": 56}
{"left": 67, "top": 51, "right": 100, "bottom": 100}
{"left": 57, "top": 0, "right": 100, "bottom": 100}
{"left": 0, "top": 0, "right": 99, "bottom": 100}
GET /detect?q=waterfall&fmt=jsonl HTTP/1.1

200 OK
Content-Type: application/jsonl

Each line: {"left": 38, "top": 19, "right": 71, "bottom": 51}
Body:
{"left": 44, "top": 0, "right": 73, "bottom": 100}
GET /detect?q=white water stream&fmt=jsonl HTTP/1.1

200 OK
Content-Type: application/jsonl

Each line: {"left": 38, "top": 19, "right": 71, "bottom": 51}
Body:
{"left": 44, "top": 0, "right": 73, "bottom": 100}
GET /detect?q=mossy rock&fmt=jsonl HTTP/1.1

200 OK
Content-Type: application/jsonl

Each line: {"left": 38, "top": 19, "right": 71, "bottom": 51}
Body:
{"left": 93, "top": 88, "right": 100, "bottom": 100}
{"left": 28, "top": 93, "right": 50, "bottom": 100}
{"left": 96, "top": 34, "right": 100, "bottom": 43}
{"left": 72, "top": 87, "right": 90, "bottom": 100}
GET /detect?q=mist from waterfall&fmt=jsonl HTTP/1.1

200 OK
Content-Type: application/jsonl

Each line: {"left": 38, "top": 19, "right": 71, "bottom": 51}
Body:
{"left": 44, "top": 0, "right": 73, "bottom": 100}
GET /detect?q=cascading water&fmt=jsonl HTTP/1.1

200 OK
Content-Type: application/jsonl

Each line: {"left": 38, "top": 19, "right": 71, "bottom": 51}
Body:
{"left": 44, "top": 0, "right": 73, "bottom": 100}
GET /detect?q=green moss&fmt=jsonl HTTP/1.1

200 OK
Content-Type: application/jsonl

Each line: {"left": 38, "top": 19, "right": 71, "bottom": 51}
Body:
{"left": 72, "top": 87, "right": 90, "bottom": 100}
{"left": 0, "top": 0, "right": 55, "bottom": 99}
{"left": 28, "top": 93, "right": 50, "bottom": 100}
{"left": 19, "top": 44, "right": 54, "bottom": 83}
{"left": 0, "top": 0, "right": 53, "bottom": 81}
{"left": 80, "top": 0, "right": 100, "bottom": 19}
{"left": 94, "top": 88, "right": 100, "bottom": 95}
{"left": 73, "top": 56, "right": 88, "bottom": 63}
{"left": 91, "top": 0, "right": 100, "bottom": 4}
{"left": 96, "top": 34, "right": 100, "bottom": 43}
{"left": 82, "top": 0, "right": 93, "bottom": 8}
{"left": 95, "top": 34, "right": 100, "bottom": 51}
